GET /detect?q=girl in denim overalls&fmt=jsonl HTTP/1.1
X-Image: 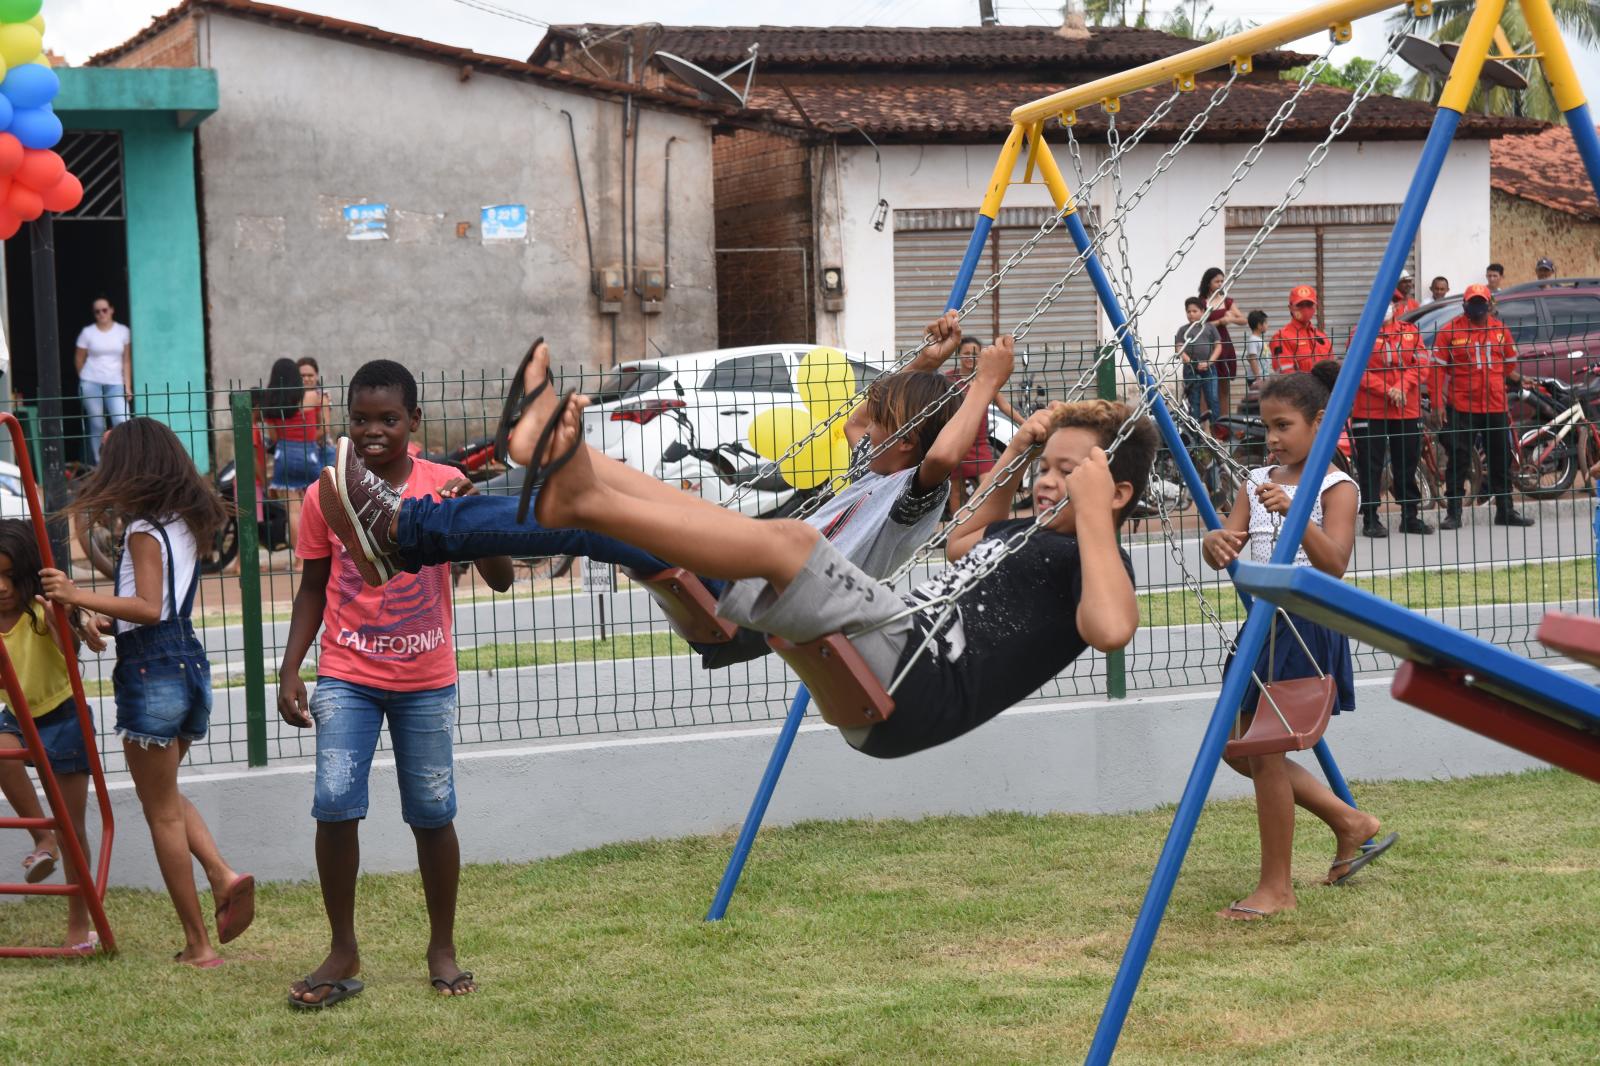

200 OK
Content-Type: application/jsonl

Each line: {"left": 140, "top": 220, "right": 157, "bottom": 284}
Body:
{"left": 43, "top": 418, "right": 255, "bottom": 967}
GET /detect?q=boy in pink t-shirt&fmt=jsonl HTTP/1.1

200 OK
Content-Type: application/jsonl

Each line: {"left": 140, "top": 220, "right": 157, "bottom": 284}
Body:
{"left": 278, "top": 360, "right": 512, "bottom": 1008}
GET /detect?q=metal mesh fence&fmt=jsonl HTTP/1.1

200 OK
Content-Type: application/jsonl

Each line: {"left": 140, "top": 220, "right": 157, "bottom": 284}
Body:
{"left": 16, "top": 337, "right": 1594, "bottom": 772}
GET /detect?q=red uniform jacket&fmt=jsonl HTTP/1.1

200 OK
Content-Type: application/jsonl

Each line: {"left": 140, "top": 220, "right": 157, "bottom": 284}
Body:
{"left": 1433, "top": 313, "right": 1518, "bottom": 414}
{"left": 1351, "top": 321, "right": 1427, "bottom": 420}
{"left": 1269, "top": 319, "right": 1332, "bottom": 374}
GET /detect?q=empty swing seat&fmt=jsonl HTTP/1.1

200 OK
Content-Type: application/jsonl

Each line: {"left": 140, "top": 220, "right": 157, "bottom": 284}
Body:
{"left": 1223, "top": 676, "right": 1336, "bottom": 760}
{"left": 629, "top": 567, "right": 737, "bottom": 645}
{"left": 767, "top": 633, "right": 895, "bottom": 730}
{"left": 1535, "top": 612, "right": 1600, "bottom": 671}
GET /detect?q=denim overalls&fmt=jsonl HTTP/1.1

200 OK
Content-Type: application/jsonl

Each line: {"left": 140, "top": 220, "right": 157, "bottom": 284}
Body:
{"left": 111, "top": 522, "right": 213, "bottom": 747}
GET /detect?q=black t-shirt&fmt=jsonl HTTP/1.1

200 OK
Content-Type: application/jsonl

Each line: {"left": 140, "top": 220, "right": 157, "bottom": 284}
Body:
{"left": 861, "top": 518, "right": 1134, "bottom": 759}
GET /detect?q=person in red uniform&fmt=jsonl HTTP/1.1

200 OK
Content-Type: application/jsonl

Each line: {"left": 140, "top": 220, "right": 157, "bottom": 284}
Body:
{"left": 1393, "top": 271, "right": 1420, "bottom": 316}
{"left": 1269, "top": 285, "right": 1332, "bottom": 375}
{"left": 1434, "top": 284, "right": 1534, "bottom": 529}
{"left": 1349, "top": 291, "right": 1433, "bottom": 538}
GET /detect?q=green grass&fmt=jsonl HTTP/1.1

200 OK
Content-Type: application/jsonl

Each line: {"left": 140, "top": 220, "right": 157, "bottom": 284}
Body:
{"left": 1141, "top": 557, "right": 1595, "bottom": 628}
{"left": 0, "top": 771, "right": 1594, "bottom": 1064}
{"left": 455, "top": 631, "right": 688, "bottom": 671}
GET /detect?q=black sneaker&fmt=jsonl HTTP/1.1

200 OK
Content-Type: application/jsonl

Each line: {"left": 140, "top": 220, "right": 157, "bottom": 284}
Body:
{"left": 319, "top": 437, "right": 402, "bottom": 586}
{"left": 1439, "top": 511, "right": 1463, "bottom": 531}
{"left": 1494, "top": 507, "right": 1535, "bottom": 528}
{"left": 1361, "top": 516, "right": 1388, "bottom": 538}
{"left": 1400, "top": 515, "right": 1434, "bottom": 535}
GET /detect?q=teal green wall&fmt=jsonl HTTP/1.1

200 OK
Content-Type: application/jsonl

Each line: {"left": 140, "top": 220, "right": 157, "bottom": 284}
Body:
{"left": 57, "top": 71, "right": 217, "bottom": 464}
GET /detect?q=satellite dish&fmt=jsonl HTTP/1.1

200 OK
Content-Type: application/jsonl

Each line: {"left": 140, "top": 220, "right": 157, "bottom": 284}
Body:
{"left": 1396, "top": 34, "right": 1454, "bottom": 80}
{"left": 654, "top": 45, "right": 759, "bottom": 107}
{"left": 1438, "top": 41, "right": 1530, "bottom": 91}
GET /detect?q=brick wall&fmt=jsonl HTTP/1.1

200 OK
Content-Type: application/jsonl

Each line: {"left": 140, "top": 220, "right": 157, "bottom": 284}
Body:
{"left": 713, "top": 127, "right": 814, "bottom": 347}
{"left": 103, "top": 14, "right": 199, "bottom": 69}
{"left": 1490, "top": 189, "right": 1600, "bottom": 285}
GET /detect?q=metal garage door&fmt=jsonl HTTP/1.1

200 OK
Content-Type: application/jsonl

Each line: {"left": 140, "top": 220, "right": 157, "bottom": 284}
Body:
{"left": 1224, "top": 206, "right": 1416, "bottom": 353}
{"left": 894, "top": 208, "right": 1100, "bottom": 368}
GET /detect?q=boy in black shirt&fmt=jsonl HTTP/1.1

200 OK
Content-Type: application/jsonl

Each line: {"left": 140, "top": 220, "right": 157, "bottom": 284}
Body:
{"left": 512, "top": 343, "right": 1157, "bottom": 758}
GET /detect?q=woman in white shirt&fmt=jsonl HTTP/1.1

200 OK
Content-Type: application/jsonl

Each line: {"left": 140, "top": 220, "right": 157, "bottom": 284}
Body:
{"left": 74, "top": 296, "right": 132, "bottom": 464}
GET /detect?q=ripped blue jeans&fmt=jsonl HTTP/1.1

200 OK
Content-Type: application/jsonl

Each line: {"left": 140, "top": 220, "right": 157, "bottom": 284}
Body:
{"left": 309, "top": 678, "right": 457, "bottom": 828}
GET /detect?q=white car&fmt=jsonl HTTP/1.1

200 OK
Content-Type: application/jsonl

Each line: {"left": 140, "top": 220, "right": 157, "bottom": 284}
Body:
{"left": 576, "top": 345, "right": 1021, "bottom": 516}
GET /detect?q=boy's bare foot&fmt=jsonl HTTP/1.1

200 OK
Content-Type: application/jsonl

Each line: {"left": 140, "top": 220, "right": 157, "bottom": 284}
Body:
{"left": 1323, "top": 811, "right": 1383, "bottom": 885}
{"left": 1217, "top": 887, "right": 1296, "bottom": 921}
{"left": 289, "top": 948, "right": 362, "bottom": 1006}
{"left": 322, "top": 438, "right": 403, "bottom": 587}
{"left": 428, "top": 946, "right": 477, "bottom": 996}
{"left": 506, "top": 340, "right": 559, "bottom": 469}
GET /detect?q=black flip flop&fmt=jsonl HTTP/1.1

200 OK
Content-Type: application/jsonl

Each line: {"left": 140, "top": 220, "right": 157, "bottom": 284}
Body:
{"left": 431, "top": 970, "right": 476, "bottom": 996}
{"left": 493, "top": 337, "right": 554, "bottom": 466}
{"left": 1328, "top": 830, "right": 1399, "bottom": 886}
{"left": 515, "top": 389, "right": 584, "bottom": 524}
{"left": 288, "top": 976, "right": 364, "bottom": 1010}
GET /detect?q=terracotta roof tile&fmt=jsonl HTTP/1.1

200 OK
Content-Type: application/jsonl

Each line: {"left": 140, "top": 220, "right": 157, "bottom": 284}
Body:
{"left": 88, "top": 0, "right": 728, "bottom": 119}
{"left": 747, "top": 79, "right": 1544, "bottom": 143}
{"left": 1490, "top": 123, "right": 1600, "bottom": 221}
{"left": 534, "top": 24, "right": 1314, "bottom": 73}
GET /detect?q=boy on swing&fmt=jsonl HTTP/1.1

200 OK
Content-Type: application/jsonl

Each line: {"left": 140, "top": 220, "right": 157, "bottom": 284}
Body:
{"left": 321, "top": 313, "right": 1011, "bottom": 670}
{"left": 331, "top": 342, "right": 1155, "bottom": 757}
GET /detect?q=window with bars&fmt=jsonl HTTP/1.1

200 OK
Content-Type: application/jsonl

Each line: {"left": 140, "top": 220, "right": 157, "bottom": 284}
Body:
{"left": 55, "top": 130, "right": 124, "bottom": 221}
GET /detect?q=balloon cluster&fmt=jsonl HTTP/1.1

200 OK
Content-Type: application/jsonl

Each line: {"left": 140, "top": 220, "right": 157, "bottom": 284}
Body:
{"left": 0, "top": 1, "right": 81, "bottom": 239}
{"left": 748, "top": 347, "right": 860, "bottom": 491}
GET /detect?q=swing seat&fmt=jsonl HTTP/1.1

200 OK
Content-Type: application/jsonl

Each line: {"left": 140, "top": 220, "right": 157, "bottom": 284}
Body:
{"left": 629, "top": 567, "right": 737, "bottom": 645}
{"left": 1223, "top": 676, "right": 1336, "bottom": 759}
{"left": 767, "top": 633, "right": 895, "bottom": 730}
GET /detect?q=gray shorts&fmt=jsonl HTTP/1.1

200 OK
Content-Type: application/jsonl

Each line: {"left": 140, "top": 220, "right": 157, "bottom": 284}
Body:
{"left": 717, "top": 536, "right": 913, "bottom": 748}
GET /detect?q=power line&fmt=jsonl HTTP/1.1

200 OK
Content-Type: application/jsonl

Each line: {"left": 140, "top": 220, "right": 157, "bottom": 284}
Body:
{"left": 441, "top": 0, "right": 550, "bottom": 29}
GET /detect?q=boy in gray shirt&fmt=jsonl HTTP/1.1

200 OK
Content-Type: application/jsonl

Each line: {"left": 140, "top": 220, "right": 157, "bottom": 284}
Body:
{"left": 1177, "top": 296, "right": 1223, "bottom": 425}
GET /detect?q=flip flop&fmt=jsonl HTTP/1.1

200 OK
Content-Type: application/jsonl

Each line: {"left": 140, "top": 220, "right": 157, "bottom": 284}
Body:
{"left": 21, "top": 847, "right": 57, "bottom": 884}
{"left": 430, "top": 971, "right": 477, "bottom": 996}
{"left": 1221, "top": 901, "right": 1271, "bottom": 921}
{"left": 1328, "top": 830, "right": 1399, "bottom": 886}
{"left": 174, "top": 950, "right": 226, "bottom": 969}
{"left": 493, "top": 338, "right": 553, "bottom": 466}
{"left": 68, "top": 931, "right": 100, "bottom": 955}
{"left": 288, "top": 976, "right": 364, "bottom": 1010}
{"left": 514, "top": 390, "right": 584, "bottom": 524}
{"left": 215, "top": 873, "right": 256, "bottom": 944}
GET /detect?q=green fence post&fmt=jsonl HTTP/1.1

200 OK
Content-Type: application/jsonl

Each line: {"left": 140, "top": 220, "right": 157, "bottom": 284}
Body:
{"left": 1096, "top": 350, "right": 1127, "bottom": 700}
{"left": 230, "top": 392, "right": 269, "bottom": 767}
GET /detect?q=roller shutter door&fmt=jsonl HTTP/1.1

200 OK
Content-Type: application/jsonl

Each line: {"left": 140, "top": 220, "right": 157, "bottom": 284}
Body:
{"left": 892, "top": 227, "right": 986, "bottom": 357}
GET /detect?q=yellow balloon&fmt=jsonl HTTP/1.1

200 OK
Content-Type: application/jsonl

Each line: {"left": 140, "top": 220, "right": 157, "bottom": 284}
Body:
{"left": 0, "top": 24, "right": 40, "bottom": 68}
{"left": 748, "top": 405, "right": 852, "bottom": 491}
{"left": 27, "top": 15, "right": 43, "bottom": 34}
{"left": 748, "top": 405, "right": 811, "bottom": 463}
{"left": 795, "top": 346, "right": 858, "bottom": 426}
{"left": 779, "top": 427, "right": 851, "bottom": 491}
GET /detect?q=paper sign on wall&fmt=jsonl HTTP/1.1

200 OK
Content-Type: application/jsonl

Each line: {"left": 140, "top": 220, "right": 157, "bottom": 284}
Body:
{"left": 342, "top": 203, "right": 389, "bottom": 241}
{"left": 481, "top": 204, "right": 528, "bottom": 242}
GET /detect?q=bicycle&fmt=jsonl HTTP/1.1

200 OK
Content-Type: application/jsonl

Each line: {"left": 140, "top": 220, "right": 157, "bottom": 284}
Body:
{"left": 1509, "top": 372, "right": 1600, "bottom": 499}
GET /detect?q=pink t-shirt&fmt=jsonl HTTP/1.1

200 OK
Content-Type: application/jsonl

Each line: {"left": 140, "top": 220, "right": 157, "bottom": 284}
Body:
{"left": 296, "top": 458, "right": 458, "bottom": 691}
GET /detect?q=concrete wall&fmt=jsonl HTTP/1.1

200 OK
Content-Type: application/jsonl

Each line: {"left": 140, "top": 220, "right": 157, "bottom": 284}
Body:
{"left": 816, "top": 138, "right": 1491, "bottom": 356}
{"left": 196, "top": 15, "right": 719, "bottom": 406}
{"left": 1490, "top": 189, "right": 1600, "bottom": 286}
{"left": 713, "top": 127, "right": 814, "bottom": 347}
{"left": 63, "top": 674, "right": 1564, "bottom": 892}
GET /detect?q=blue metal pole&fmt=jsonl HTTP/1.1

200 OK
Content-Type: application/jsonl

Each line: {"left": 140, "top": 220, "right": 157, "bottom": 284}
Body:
{"left": 705, "top": 212, "right": 997, "bottom": 921}
{"left": 1083, "top": 109, "right": 1464, "bottom": 1066}
{"left": 1562, "top": 103, "right": 1600, "bottom": 207}
{"left": 705, "top": 688, "right": 812, "bottom": 921}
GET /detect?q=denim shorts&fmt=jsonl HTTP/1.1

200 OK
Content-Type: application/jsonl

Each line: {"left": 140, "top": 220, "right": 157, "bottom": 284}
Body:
{"left": 309, "top": 678, "right": 458, "bottom": 829}
{"left": 112, "top": 621, "right": 212, "bottom": 748}
{"left": 0, "top": 700, "right": 91, "bottom": 775}
{"left": 272, "top": 439, "right": 322, "bottom": 490}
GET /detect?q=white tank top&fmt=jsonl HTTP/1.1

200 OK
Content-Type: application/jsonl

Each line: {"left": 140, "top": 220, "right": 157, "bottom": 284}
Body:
{"left": 1244, "top": 466, "right": 1357, "bottom": 568}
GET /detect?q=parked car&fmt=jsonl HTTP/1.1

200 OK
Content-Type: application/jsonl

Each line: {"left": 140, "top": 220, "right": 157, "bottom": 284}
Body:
{"left": 573, "top": 345, "right": 1018, "bottom": 517}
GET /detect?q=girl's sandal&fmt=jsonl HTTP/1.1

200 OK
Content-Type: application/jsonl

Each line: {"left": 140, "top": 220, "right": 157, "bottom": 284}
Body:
{"left": 515, "top": 390, "right": 584, "bottom": 524}
{"left": 21, "top": 847, "right": 57, "bottom": 884}
{"left": 493, "top": 337, "right": 554, "bottom": 466}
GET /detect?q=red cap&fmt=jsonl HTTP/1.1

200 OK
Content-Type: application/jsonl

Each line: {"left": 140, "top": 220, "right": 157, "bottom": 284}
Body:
{"left": 1463, "top": 283, "right": 1492, "bottom": 303}
{"left": 1289, "top": 284, "right": 1318, "bottom": 306}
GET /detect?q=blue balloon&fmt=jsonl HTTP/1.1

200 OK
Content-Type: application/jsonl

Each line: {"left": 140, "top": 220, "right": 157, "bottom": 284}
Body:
{"left": 11, "top": 105, "right": 60, "bottom": 150}
{"left": 1, "top": 64, "right": 56, "bottom": 111}
{"left": 0, "top": 95, "right": 14, "bottom": 134}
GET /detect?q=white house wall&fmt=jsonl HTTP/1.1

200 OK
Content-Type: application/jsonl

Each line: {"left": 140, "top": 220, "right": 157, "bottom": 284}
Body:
{"left": 821, "top": 139, "right": 1490, "bottom": 359}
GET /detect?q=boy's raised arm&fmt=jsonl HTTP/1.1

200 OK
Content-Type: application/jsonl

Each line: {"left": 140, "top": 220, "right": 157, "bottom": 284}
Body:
{"left": 917, "top": 336, "right": 1014, "bottom": 493}
{"left": 905, "top": 310, "right": 963, "bottom": 373}
{"left": 1068, "top": 447, "right": 1138, "bottom": 652}
{"left": 946, "top": 397, "right": 1056, "bottom": 561}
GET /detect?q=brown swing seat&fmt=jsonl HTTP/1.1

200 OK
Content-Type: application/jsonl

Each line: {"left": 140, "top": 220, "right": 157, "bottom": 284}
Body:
{"left": 628, "top": 567, "right": 737, "bottom": 645}
{"left": 1223, "top": 675, "right": 1336, "bottom": 760}
{"left": 767, "top": 633, "right": 895, "bottom": 730}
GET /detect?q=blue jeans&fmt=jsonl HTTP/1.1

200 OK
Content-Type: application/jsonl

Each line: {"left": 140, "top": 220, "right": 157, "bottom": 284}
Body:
{"left": 1184, "top": 366, "right": 1220, "bottom": 425}
{"left": 79, "top": 381, "right": 129, "bottom": 463}
{"left": 309, "top": 679, "right": 459, "bottom": 828}
{"left": 396, "top": 493, "right": 668, "bottom": 575}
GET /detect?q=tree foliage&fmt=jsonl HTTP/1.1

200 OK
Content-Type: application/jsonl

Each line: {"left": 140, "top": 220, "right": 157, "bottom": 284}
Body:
{"left": 1281, "top": 56, "right": 1403, "bottom": 97}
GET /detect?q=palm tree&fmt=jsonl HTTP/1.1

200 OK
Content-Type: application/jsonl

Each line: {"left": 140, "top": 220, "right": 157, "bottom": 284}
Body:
{"left": 1387, "top": 0, "right": 1600, "bottom": 122}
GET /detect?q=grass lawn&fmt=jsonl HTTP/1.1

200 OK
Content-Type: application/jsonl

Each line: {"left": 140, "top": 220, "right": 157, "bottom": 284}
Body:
{"left": 0, "top": 770, "right": 1596, "bottom": 1064}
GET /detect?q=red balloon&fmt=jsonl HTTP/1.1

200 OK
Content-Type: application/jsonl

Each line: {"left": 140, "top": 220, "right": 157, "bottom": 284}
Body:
{"left": 40, "top": 172, "right": 80, "bottom": 213}
{"left": 7, "top": 182, "right": 42, "bottom": 221}
{"left": 0, "top": 210, "right": 20, "bottom": 241}
{"left": 15, "top": 148, "right": 63, "bottom": 191}
{"left": 0, "top": 134, "right": 22, "bottom": 177}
